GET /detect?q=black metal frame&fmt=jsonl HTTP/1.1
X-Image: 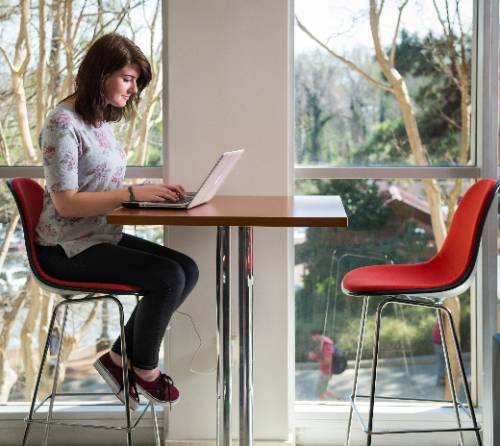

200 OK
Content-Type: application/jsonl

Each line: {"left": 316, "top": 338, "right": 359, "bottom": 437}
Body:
{"left": 21, "top": 293, "right": 161, "bottom": 446}
{"left": 345, "top": 296, "right": 482, "bottom": 446}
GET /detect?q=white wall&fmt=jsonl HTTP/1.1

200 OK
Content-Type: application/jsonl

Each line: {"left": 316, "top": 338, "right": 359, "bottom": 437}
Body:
{"left": 165, "top": 0, "right": 293, "bottom": 442}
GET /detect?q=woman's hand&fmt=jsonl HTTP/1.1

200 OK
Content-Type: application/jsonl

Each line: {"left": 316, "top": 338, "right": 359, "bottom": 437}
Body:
{"left": 132, "top": 183, "right": 186, "bottom": 202}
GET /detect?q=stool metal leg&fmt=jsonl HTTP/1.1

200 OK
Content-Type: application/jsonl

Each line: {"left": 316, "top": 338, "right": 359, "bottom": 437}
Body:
{"left": 442, "top": 305, "right": 483, "bottom": 446}
{"left": 437, "top": 308, "right": 464, "bottom": 446}
{"left": 22, "top": 298, "right": 64, "bottom": 446}
{"left": 345, "top": 297, "right": 369, "bottom": 446}
{"left": 42, "top": 304, "right": 69, "bottom": 446}
{"left": 111, "top": 295, "right": 133, "bottom": 446}
{"left": 150, "top": 403, "right": 161, "bottom": 446}
{"left": 366, "top": 299, "right": 388, "bottom": 446}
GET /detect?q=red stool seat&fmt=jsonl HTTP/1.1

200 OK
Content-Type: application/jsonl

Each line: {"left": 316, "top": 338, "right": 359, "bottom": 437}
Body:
{"left": 342, "top": 258, "right": 463, "bottom": 295}
{"left": 35, "top": 265, "right": 143, "bottom": 295}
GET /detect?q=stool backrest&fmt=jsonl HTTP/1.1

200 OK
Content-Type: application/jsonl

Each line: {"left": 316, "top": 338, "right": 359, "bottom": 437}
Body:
{"left": 433, "top": 178, "right": 499, "bottom": 289}
{"left": 6, "top": 178, "right": 47, "bottom": 285}
{"left": 6, "top": 177, "right": 143, "bottom": 295}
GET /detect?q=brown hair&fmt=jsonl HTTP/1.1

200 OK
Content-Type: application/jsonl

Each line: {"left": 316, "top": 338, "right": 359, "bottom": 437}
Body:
{"left": 72, "top": 33, "right": 152, "bottom": 126}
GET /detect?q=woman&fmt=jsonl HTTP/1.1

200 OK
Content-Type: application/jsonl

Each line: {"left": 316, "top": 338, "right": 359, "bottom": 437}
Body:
{"left": 35, "top": 33, "right": 199, "bottom": 409}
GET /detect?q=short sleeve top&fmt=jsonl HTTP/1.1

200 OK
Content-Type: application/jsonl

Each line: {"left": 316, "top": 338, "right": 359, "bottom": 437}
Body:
{"left": 319, "top": 336, "right": 334, "bottom": 375}
{"left": 35, "top": 102, "right": 127, "bottom": 258}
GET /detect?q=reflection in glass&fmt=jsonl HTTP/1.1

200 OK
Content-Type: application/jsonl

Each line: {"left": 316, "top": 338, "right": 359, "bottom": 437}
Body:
{"left": 295, "top": 179, "right": 472, "bottom": 402}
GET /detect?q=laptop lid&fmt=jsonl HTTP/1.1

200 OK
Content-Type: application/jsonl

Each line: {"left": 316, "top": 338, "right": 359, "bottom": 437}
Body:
{"left": 187, "top": 148, "right": 244, "bottom": 209}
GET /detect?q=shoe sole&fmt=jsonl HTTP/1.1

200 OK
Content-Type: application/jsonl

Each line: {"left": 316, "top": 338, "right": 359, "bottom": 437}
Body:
{"left": 93, "top": 359, "right": 140, "bottom": 411}
{"left": 135, "top": 383, "right": 180, "bottom": 406}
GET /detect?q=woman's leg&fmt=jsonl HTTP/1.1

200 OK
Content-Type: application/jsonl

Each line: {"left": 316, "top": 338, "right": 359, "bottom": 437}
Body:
{"left": 119, "top": 233, "right": 199, "bottom": 304}
{"left": 108, "top": 233, "right": 199, "bottom": 372}
{"left": 37, "top": 239, "right": 198, "bottom": 370}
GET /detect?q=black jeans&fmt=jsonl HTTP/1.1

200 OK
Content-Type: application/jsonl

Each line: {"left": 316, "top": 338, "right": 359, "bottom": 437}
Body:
{"left": 36, "top": 233, "right": 199, "bottom": 369}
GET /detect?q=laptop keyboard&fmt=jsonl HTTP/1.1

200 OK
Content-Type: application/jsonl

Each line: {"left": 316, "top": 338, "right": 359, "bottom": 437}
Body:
{"left": 176, "top": 192, "right": 196, "bottom": 204}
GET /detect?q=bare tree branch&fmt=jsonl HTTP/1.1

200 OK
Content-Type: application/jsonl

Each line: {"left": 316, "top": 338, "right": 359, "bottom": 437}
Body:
{"left": 295, "top": 16, "right": 393, "bottom": 93}
{"left": 378, "top": 0, "right": 385, "bottom": 18}
{"left": 389, "top": 0, "right": 409, "bottom": 66}
{"left": 0, "top": 47, "right": 15, "bottom": 73}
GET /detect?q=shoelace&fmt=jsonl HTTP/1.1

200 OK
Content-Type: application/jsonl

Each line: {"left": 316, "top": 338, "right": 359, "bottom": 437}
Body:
{"left": 121, "top": 370, "right": 140, "bottom": 403}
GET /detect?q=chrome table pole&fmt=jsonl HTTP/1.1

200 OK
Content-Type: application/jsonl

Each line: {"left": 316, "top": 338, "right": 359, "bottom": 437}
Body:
{"left": 239, "top": 226, "right": 254, "bottom": 446}
{"left": 216, "top": 226, "right": 232, "bottom": 446}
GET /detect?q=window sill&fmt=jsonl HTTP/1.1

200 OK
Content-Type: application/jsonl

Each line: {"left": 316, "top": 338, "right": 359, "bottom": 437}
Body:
{"left": 0, "top": 403, "right": 164, "bottom": 445}
{"left": 296, "top": 401, "right": 482, "bottom": 446}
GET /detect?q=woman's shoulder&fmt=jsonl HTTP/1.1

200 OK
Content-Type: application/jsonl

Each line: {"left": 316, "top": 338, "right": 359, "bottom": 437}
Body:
{"left": 44, "top": 102, "right": 82, "bottom": 133}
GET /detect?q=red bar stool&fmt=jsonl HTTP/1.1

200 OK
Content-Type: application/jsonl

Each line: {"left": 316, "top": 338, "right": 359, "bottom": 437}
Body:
{"left": 7, "top": 178, "right": 160, "bottom": 446}
{"left": 341, "top": 178, "right": 499, "bottom": 446}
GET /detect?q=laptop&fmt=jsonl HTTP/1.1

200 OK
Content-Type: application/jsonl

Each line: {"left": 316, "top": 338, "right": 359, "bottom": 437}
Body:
{"left": 122, "top": 149, "right": 244, "bottom": 209}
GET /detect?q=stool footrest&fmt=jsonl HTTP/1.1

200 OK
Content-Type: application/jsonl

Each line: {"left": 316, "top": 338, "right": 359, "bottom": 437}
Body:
{"left": 350, "top": 395, "right": 480, "bottom": 435}
{"left": 27, "top": 397, "right": 154, "bottom": 432}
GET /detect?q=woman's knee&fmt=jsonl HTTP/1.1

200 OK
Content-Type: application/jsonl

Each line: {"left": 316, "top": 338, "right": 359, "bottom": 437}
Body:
{"left": 149, "top": 260, "right": 186, "bottom": 295}
{"left": 182, "top": 256, "right": 199, "bottom": 287}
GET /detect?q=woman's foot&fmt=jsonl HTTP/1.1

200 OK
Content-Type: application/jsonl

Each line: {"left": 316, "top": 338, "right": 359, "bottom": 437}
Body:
{"left": 132, "top": 369, "right": 180, "bottom": 405}
{"left": 93, "top": 351, "right": 140, "bottom": 410}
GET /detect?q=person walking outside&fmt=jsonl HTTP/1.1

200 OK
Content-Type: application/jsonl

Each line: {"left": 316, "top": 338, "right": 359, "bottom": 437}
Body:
{"left": 308, "top": 329, "right": 338, "bottom": 400}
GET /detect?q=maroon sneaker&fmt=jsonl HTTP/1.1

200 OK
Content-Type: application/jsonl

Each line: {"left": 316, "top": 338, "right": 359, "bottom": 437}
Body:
{"left": 93, "top": 352, "right": 140, "bottom": 410}
{"left": 133, "top": 372, "right": 180, "bottom": 406}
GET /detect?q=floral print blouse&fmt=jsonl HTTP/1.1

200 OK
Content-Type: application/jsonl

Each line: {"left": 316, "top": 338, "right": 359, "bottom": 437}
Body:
{"left": 36, "top": 103, "right": 126, "bottom": 258}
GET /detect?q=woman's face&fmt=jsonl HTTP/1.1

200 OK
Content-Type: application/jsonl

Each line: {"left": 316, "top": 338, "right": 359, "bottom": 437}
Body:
{"left": 103, "top": 63, "right": 141, "bottom": 108}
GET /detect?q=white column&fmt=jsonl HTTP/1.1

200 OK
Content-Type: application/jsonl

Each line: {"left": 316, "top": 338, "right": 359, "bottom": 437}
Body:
{"left": 164, "top": 0, "right": 293, "bottom": 443}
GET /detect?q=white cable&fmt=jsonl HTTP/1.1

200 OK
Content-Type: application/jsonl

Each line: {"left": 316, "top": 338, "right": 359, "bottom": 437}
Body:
{"left": 175, "top": 310, "right": 217, "bottom": 375}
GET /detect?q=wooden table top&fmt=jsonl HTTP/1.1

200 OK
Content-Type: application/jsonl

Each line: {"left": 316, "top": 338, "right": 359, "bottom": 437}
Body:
{"left": 107, "top": 195, "right": 348, "bottom": 227}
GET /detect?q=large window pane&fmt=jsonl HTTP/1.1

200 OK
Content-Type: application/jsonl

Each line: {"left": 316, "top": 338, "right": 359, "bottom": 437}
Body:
{"left": 295, "top": 179, "right": 472, "bottom": 402}
{"left": 0, "top": 0, "right": 162, "bottom": 167}
{"left": 295, "top": 0, "right": 473, "bottom": 166}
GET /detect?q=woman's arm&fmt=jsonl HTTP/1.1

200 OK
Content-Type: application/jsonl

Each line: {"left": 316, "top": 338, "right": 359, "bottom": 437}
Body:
{"left": 51, "top": 183, "right": 186, "bottom": 218}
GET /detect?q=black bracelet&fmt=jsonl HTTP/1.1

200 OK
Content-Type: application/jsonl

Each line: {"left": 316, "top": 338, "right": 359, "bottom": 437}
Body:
{"left": 127, "top": 185, "right": 136, "bottom": 202}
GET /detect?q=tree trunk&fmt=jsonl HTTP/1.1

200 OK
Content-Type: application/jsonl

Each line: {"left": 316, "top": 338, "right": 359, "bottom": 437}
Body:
{"left": 369, "top": 0, "right": 457, "bottom": 398}
{"left": 61, "top": 0, "right": 74, "bottom": 99}
{"left": 47, "top": 0, "right": 63, "bottom": 110}
{"left": 0, "top": 214, "right": 19, "bottom": 270}
{"left": 0, "top": 279, "right": 29, "bottom": 402}
{"left": 21, "top": 277, "right": 42, "bottom": 400}
{"left": 135, "top": 63, "right": 160, "bottom": 165}
{"left": 0, "top": 119, "right": 11, "bottom": 165}
{"left": 11, "top": 0, "right": 37, "bottom": 164}
{"left": 36, "top": 0, "right": 47, "bottom": 138}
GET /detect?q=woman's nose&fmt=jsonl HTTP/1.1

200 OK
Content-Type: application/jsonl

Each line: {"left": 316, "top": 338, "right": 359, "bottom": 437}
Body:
{"left": 129, "top": 81, "right": 138, "bottom": 94}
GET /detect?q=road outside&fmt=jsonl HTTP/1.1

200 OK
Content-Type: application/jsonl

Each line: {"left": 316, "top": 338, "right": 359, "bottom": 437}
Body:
{"left": 296, "top": 354, "right": 471, "bottom": 402}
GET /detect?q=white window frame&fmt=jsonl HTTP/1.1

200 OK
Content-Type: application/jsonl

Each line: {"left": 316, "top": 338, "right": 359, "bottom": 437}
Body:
{"left": 0, "top": 0, "right": 497, "bottom": 445}
{"left": 292, "top": 0, "right": 499, "bottom": 445}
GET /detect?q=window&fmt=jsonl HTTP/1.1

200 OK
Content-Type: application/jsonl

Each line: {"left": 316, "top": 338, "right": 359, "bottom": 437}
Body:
{"left": 0, "top": 0, "right": 162, "bottom": 403}
{"left": 294, "top": 0, "right": 481, "bottom": 416}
